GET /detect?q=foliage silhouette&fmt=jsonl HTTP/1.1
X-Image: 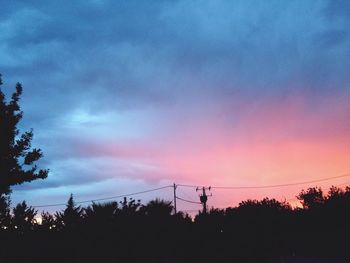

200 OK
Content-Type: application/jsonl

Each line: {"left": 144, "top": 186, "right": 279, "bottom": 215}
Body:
{"left": 55, "top": 194, "right": 83, "bottom": 230}
{"left": 84, "top": 201, "right": 118, "bottom": 230}
{"left": 141, "top": 198, "right": 173, "bottom": 217}
{"left": 12, "top": 201, "right": 37, "bottom": 232}
{"left": 297, "top": 186, "right": 324, "bottom": 209}
{"left": 85, "top": 201, "right": 118, "bottom": 220}
{"left": 118, "top": 197, "right": 142, "bottom": 215}
{"left": 0, "top": 186, "right": 350, "bottom": 263}
{"left": 0, "top": 74, "right": 48, "bottom": 196}
{"left": 40, "top": 211, "right": 56, "bottom": 231}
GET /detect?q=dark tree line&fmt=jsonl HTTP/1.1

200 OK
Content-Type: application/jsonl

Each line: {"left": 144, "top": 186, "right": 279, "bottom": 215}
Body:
{"left": 0, "top": 186, "right": 349, "bottom": 263}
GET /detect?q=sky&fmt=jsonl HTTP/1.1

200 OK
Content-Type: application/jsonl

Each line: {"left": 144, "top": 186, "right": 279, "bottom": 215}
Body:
{"left": 1, "top": 0, "right": 350, "bottom": 213}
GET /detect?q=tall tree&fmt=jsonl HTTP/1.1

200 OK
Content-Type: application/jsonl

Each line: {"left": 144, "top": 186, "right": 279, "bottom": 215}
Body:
{"left": 55, "top": 194, "right": 84, "bottom": 229}
{"left": 0, "top": 74, "right": 48, "bottom": 196}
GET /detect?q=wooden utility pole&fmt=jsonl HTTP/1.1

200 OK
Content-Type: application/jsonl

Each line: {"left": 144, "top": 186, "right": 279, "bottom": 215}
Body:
{"left": 173, "top": 183, "right": 177, "bottom": 214}
{"left": 196, "top": 186, "right": 211, "bottom": 214}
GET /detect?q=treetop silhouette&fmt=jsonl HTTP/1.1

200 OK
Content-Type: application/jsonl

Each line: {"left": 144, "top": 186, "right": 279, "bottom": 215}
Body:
{"left": 12, "top": 201, "right": 37, "bottom": 232}
{"left": 0, "top": 74, "right": 48, "bottom": 196}
{"left": 297, "top": 187, "right": 324, "bottom": 209}
{"left": 55, "top": 194, "right": 83, "bottom": 229}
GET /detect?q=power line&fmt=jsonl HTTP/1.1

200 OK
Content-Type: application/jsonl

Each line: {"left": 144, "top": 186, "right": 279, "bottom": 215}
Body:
{"left": 176, "top": 196, "right": 201, "bottom": 205}
{"left": 26, "top": 173, "right": 350, "bottom": 209}
{"left": 32, "top": 185, "right": 173, "bottom": 208}
{"left": 177, "top": 173, "right": 350, "bottom": 190}
{"left": 177, "top": 188, "right": 195, "bottom": 200}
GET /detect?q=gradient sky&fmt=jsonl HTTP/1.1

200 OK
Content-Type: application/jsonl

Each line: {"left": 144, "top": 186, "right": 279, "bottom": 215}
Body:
{"left": 1, "top": 0, "right": 350, "bottom": 212}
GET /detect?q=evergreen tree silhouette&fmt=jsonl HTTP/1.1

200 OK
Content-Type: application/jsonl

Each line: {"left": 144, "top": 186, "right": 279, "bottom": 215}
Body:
{"left": 0, "top": 74, "right": 48, "bottom": 196}
{"left": 55, "top": 194, "right": 83, "bottom": 229}
{"left": 12, "top": 201, "right": 37, "bottom": 232}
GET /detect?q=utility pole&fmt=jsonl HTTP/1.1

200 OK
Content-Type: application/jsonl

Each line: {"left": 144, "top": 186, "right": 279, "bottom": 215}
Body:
{"left": 173, "top": 183, "right": 177, "bottom": 214}
{"left": 196, "top": 186, "right": 211, "bottom": 214}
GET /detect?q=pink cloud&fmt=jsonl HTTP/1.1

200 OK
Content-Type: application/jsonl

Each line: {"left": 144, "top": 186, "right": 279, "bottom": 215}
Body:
{"left": 41, "top": 90, "right": 350, "bottom": 207}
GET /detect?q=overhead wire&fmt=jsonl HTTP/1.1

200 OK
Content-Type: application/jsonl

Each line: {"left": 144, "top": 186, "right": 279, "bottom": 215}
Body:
{"left": 27, "top": 173, "right": 350, "bottom": 209}
{"left": 177, "top": 175, "right": 350, "bottom": 212}
{"left": 32, "top": 185, "right": 173, "bottom": 208}
{"left": 176, "top": 196, "right": 201, "bottom": 205}
{"left": 177, "top": 188, "right": 195, "bottom": 200}
{"left": 177, "top": 173, "right": 350, "bottom": 190}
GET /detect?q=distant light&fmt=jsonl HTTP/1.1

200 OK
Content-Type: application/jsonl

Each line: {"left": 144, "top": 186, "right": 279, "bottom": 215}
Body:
{"left": 35, "top": 217, "right": 43, "bottom": 225}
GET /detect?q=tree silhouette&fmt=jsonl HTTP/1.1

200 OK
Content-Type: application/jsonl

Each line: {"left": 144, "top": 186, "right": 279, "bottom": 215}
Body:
{"left": 297, "top": 187, "right": 324, "bottom": 209}
{"left": 0, "top": 74, "right": 48, "bottom": 196}
{"left": 118, "top": 197, "right": 141, "bottom": 216}
{"left": 85, "top": 201, "right": 118, "bottom": 225}
{"left": 0, "top": 186, "right": 349, "bottom": 262}
{"left": 55, "top": 194, "right": 83, "bottom": 229}
{"left": 141, "top": 198, "right": 173, "bottom": 217}
{"left": 327, "top": 186, "right": 344, "bottom": 201}
{"left": 12, "top": 201, "right": 37, "bottom": 232}
{"left": 41, "top": 211, "right": 56, "bottom": 231}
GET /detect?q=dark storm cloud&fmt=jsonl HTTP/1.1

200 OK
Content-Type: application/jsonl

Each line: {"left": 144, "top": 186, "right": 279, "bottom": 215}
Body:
{"left": 2, "top": 0, "right": 349, "bottom": 110}
{"left": 1, "top": 0, "right": 176, "bottom": 118}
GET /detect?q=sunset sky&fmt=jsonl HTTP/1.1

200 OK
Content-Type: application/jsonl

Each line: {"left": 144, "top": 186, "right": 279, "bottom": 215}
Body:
{"left": 1, "top": 0, "right": 350, "bottom": 212}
